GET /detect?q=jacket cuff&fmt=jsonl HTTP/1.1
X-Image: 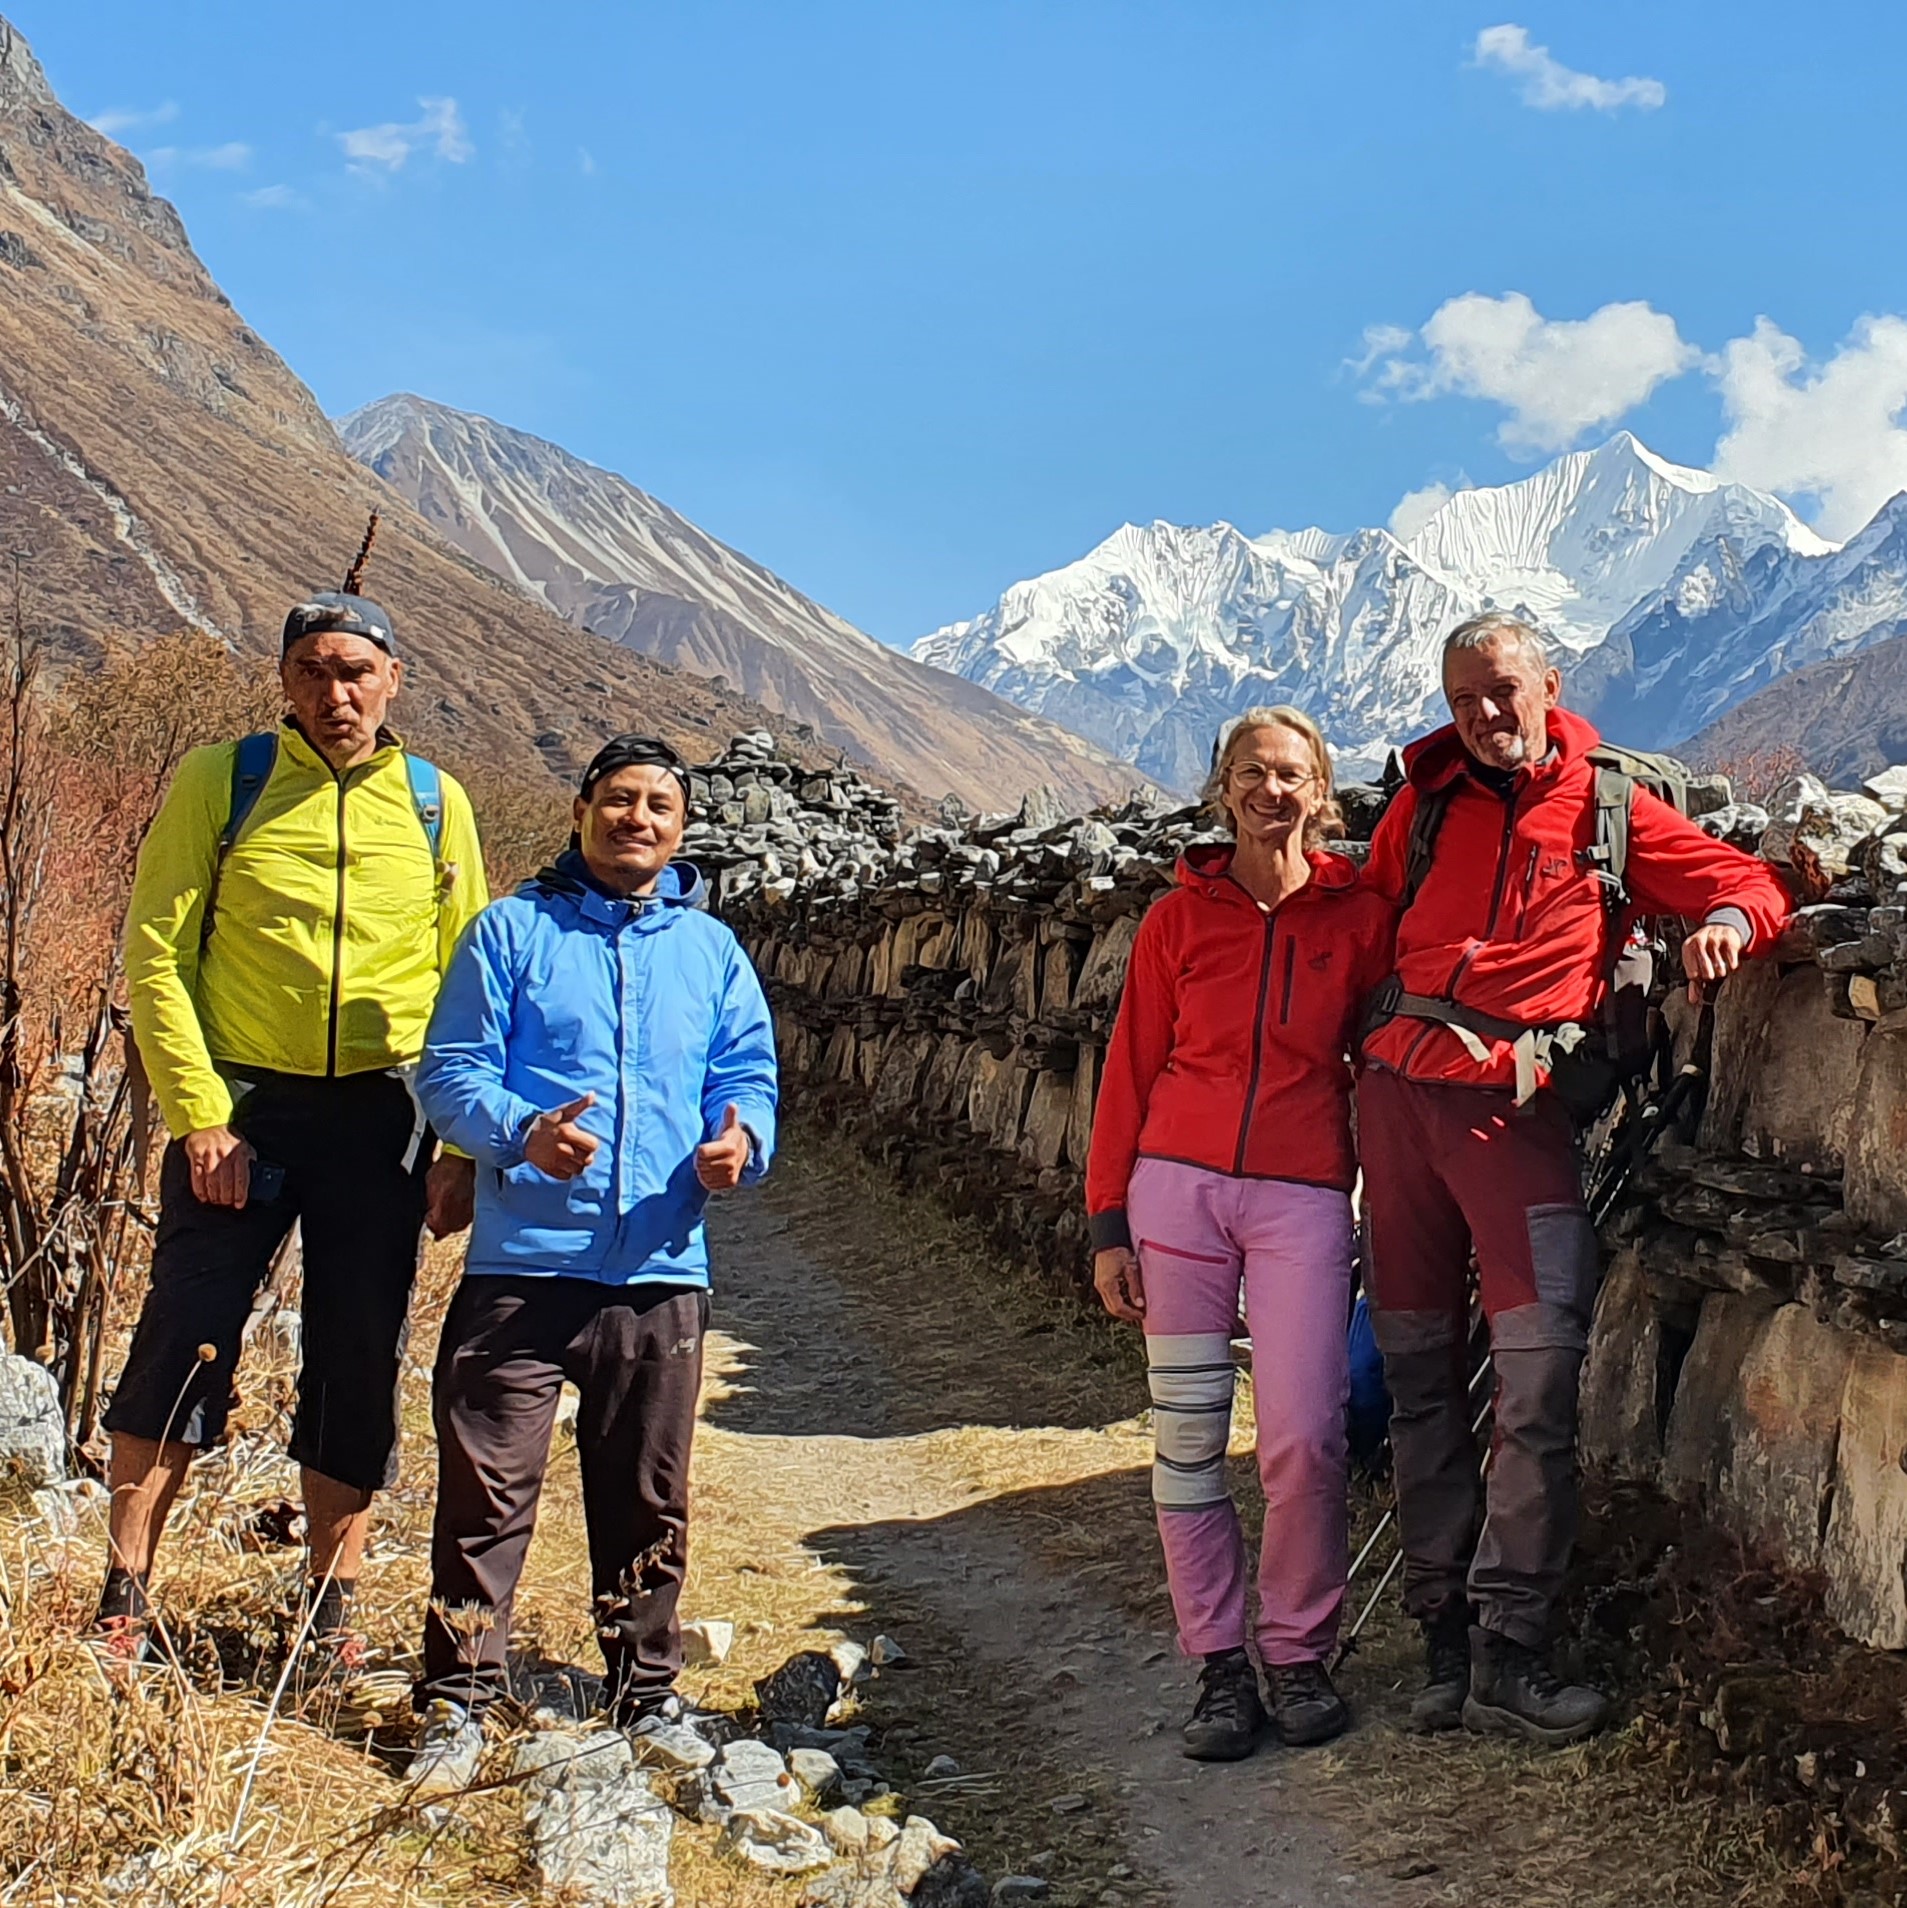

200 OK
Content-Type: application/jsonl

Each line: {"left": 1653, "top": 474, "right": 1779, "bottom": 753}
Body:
{"left": 1703, "top": 906, "right": 1754, "bottom": 952}
{"left": 1088, "top": 1208, "right": 1133, "bottom": 1253}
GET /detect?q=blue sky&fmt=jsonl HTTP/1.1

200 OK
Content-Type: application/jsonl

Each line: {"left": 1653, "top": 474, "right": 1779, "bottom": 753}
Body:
{"left": 30, "top": 2, "right": 1907, "bottom": 644}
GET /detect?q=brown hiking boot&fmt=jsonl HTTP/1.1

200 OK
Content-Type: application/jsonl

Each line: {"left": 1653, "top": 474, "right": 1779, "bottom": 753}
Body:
{"left": 1461, "top": 1627, "right": 1609, "bottom": 1748}
{"left": 1181, "top": 1648, "right": 1267, "bottom": 1762}
{"left": 1267, "top": 1659, "right": 1350, "bottom": 1746}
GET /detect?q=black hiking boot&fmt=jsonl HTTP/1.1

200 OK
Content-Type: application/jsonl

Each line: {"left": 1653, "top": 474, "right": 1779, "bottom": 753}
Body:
{"left": 1461, "top": 1626, "right": 1609, "bottom": 1748}
{"left": 1407, "top": 1609, "right": 1472, "bottom": 1735}
{"left": 1180, "top": 1648, "right": 1266, "bottom": 1762}
{"left": 1267, "top": 1659, "right": 1350, "bottom": 1746}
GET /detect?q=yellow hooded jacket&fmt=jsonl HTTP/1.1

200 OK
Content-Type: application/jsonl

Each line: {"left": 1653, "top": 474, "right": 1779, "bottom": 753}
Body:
{"left": 126, "top": 723, "right": 489, "bottom": 1139}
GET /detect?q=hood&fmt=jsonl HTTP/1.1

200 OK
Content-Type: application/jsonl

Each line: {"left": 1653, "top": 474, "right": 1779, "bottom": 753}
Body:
{"left": 1177, "top": 843, "right": 1360, "bottom": 898}
{"left": 525, "top": 848, "right": 709, "bottom": 922}
{"left": 1402, "top": 706, "right": 1603, "bottom": 794}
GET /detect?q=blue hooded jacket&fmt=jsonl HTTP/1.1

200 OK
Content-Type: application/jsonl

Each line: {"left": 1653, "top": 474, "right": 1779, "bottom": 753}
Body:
{"left": 416, "top": 852, "right": 778, "bottom": 1287}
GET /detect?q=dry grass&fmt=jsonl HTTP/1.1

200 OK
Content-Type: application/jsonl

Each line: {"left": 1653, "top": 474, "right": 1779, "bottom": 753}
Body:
{"left": 0, "top": 1119, "right": 1850, "bottom": 1908}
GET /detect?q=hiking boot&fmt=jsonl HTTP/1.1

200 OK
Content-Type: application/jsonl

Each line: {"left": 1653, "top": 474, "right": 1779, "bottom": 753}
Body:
{"left": 1407, "top": 1611, "right": 1472, "bottom": 1735}
{"left": 1267, "top": 1659, "right": 1350, "bottom": 1746}
{"left": 1461, "top": 1627, "right": 1609, "bottom": 1749}
{"left": 407, "top": 1699, "right": 486, "bottom": 1797}
{"left": 1180, "top": 1648, "right": 1266, "bottom": 1762}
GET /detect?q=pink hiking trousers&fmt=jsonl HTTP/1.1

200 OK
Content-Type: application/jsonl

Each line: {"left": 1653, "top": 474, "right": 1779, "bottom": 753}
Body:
{"left": 1125, "top": 1156, "right": 1353, "bottom": 1666}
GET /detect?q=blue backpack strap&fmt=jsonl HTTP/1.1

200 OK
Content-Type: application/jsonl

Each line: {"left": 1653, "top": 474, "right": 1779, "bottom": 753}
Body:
{"left": 201, "top": 731, "right": 278, "bottom": 949}
{"left": 403, "top": 753, "right": 444, "bottom": 862}
{"left": 223, "top": 731, "right": 278, "bottom": 852}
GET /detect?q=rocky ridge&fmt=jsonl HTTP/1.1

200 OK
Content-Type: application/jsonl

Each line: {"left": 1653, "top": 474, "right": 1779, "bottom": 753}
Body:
{"left": 341, "top": 395, "right": 1146, "bottom": 813}
{"left": 0, "top": 16, "right": 818, "bottom": 783}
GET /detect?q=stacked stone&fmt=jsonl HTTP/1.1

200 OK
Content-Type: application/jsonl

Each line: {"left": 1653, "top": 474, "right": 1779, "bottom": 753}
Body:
{"left": 684, "top": 731, "right": 904, "bottom": 907}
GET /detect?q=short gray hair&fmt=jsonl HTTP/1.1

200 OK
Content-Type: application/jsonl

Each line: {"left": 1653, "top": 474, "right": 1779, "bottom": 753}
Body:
{"left": 1442, "top": 612, "right": 1549, "bottom": 671}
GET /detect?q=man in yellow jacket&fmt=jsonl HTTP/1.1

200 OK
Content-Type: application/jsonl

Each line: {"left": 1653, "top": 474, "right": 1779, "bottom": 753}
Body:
{"left": 97, "top": 588, "right": 486, "bottom": 1668}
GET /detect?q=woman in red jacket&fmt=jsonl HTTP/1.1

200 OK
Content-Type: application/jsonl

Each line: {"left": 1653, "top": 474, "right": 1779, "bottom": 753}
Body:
{"left": 1087, "top": 706, "right": 1394, "bottom": 1762}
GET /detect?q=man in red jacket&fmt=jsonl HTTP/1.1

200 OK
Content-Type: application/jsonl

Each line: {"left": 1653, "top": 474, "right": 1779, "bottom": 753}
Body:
{"left": 1359, "top": 612, "right": 1790, "bottom": 1747}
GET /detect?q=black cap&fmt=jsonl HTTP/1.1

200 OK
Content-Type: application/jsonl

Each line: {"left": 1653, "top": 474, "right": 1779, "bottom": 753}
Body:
{"left": 578, "top": 733, "right": 692, "bottom": 803}
{"left": 282, "top": 591, "right": 397, "bottom": 657}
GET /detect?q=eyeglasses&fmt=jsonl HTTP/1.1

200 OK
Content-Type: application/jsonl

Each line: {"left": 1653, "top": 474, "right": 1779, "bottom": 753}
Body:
{"left": 1226, "top": 763, "right": 1317, "bottom": 793}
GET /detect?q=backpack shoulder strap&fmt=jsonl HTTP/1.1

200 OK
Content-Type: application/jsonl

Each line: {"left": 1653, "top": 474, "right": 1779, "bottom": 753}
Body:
{"left": 1402, "top": 785, "right": 1452, "bottom": 908}
{"left": 403, "top": 753, "right": 445, "bottom": 862}
{"left": 222, "top": 731, "right": 278, "bottom": 855}
{"left": 201, "top": 732, "right": 278, "bottom": 949}
{"left": 1590, "top": 758, "right": 1636, "bottom": 903}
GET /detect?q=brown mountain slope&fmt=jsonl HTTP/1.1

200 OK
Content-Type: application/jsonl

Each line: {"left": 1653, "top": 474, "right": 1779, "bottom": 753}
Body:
{"left": 1684, "top": 632, "right": 1907, "bottom": 783}
{"left": 340, "top": 395, "right": 1147, "bottom": 811}
{"left": 0, "top": 18, "right": 828, "bottom": 782}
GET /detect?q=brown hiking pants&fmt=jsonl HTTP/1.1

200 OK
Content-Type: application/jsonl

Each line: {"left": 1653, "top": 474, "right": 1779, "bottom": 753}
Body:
{"left": 1357, "top": 1068, "right": 1599, "bottom": 1649}
{"left": 418, "top": 1275, "right": 707, "bottom": 1719}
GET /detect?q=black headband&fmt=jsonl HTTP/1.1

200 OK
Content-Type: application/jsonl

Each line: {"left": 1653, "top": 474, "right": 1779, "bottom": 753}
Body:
{"left": 578, "top": 733, "right": 692, "bottom": 803}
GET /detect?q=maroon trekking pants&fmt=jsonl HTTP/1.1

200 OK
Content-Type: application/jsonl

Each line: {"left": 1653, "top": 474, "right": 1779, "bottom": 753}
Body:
{"left": 418, "top": 1275, "right": 707, "bottom": 1720}
{"left": 1356, "top": 1068, "right": 1598, "bottom": 1648}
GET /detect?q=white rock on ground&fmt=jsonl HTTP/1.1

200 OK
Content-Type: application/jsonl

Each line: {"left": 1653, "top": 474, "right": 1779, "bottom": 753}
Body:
{"left": 870, "top": 1634, "right": 908, "bottom": 1668}
{"left": 0, "top": 1353, "right": 66, "bottom": 1489}
{"left": 512, "top": 1728, "right": 674, "bottom": 1908}
{"left": 680, "top": 1617, "right": 734, "bottom": 1666}
{"left": 717, "top": 1806, "right": 833, "bottom": 1874}
{"left": 630, "top": 1721, "right": 716, "bottom": 1774}
{"left": 832, "top": 1639, "right": 871, "bottom": 1684}
{"left": 788, "top": 1746, "right": 842, "bottom": 1799}
{"left": 709, "top": 1737, "right": 799, "bottom": 1814}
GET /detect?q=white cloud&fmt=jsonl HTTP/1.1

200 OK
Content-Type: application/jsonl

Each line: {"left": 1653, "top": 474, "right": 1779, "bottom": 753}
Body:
{"left": 1473, "top": 24, "right": 1666, "bottom": 113}
{"left": 578, "top": 147, "right": 598, "bottom": 177}
{"left": 1389, "top": 480, "right": 1466, "bottom": 541}
{"left": 1361, "top": 292, "right": 1702, "bottom": 454}
{"left": 242, "top": 184, "right": 305, "bottom": 210}
{"left": 1347, "top": 323, "right": 1413, "bottom": 379}
{"left": 149, "top": 141, "right": 253, "bottom": 172}
{"left": 339, "top": 97, "right": 473, "bottom": 174}
{"left": 1712, "top": 316, "right": 1907, "bottom": 540}
{"left": 88, "top": 100, "right": 179, "bottom": 136}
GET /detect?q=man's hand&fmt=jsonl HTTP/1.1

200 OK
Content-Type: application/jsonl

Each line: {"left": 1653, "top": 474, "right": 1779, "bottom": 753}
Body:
{"left": 1093, "top": 1245, "right": 1146, "bottom": 1324}
{"left": 184, "top": 1124, "right": 252, "bottom": 1209}
{"left": 1682, "top": 923, "right": 1745, "bottom": 1003}
{"left": 424, "top": 1153, "right": 476, "bottom": 1238}
{"left": 524, "top": 1093, "right": 599, "bottom": 1181}
{"left": 695, "top": 1104, "right": 752, "bottom": 1193}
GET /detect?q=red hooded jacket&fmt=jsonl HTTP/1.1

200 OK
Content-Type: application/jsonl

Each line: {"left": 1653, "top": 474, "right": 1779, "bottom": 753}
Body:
{"left": 1086, "top": 845, "right": 1396, "bottom": 1251}
{"left": 1360, "top": 707, "right": 1793, "bottom": 1090}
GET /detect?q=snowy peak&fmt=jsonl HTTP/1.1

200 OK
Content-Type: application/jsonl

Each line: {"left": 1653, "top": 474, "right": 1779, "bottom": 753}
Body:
{"left": 913, "top": 434, "right": 1879, "bottom": 793}
{"left": 1398, "top": 432, "right": 1831, "bottom": 649}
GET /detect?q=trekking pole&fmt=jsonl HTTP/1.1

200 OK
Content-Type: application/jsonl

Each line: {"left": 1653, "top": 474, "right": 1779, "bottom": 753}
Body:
{"left": 1586, "top": 985, "right": 1718, "bottom": 1230}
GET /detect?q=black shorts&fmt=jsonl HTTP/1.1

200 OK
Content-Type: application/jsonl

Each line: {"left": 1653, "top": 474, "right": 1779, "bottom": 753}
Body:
{"left": 104, "top": 1069, "right": 430, "bottom": 1491}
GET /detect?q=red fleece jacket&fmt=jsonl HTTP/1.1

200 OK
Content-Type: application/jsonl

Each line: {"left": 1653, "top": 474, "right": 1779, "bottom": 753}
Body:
{"left": 1085, "top": 845, "right": 1397, "bottom": 1251}
{"left": 1359, "top": 707, "right": 1793, "bottom": 1090}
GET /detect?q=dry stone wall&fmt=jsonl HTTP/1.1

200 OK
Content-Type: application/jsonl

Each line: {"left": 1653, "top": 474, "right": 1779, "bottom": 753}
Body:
{"left": 698, "top": 736, "right": 1907, "bottom": 1652}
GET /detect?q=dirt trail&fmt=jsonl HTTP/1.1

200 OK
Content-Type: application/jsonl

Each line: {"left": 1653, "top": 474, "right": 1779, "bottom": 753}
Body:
{"left": 674, "top": 1132, "right": 1789, "bottom": 1908}
{"left": 697, "top": 1173, "right": 1381, "bottom": 1908}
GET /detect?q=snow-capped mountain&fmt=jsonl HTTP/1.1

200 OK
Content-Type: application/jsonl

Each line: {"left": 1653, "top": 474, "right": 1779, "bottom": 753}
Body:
{"left": 914, "top": 434, "right": 1856, "bottom": 790}
{"left": 340, "top": 395, "right": 1145, "bottom": 811}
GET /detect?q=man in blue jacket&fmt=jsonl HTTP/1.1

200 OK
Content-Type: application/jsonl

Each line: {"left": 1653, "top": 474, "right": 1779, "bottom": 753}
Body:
{"left": 407, "top": 733, "right": 778, "bottom": 1792}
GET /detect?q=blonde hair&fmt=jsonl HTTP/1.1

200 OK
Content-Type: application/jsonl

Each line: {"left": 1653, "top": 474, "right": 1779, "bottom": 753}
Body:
{"left": 1203, "top": 705, "right": 1343, "bottom": 847}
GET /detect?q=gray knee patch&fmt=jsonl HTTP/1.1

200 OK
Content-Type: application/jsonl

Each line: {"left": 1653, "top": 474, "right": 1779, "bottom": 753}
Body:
{"left": 1527, "top": 1203, "right": 1598, "bottom": 1321}
{"left": 1147, "top": 1332, "right": 1234, "bottom": 1510}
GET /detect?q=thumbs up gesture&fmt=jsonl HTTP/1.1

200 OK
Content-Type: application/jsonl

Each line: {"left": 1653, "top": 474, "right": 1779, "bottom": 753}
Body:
{"left": 695, "top": 1104, "right": 752, "bottom": 1193}
{"left": 525, "top": 1093, "right": 599, "bottom": 1181}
